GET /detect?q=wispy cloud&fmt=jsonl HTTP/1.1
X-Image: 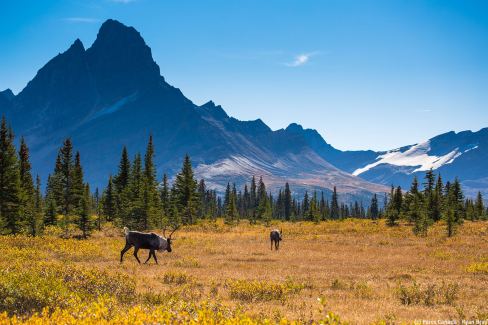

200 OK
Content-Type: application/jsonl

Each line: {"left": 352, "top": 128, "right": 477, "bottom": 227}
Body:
{"left": 63, "top": 17, "right": 101, "bottom": 23}
{"left": 416, "top": 109, "right": 433, "bottom": 113}
{"left": 285, "top": 52, "right": 319, "bottom": 67}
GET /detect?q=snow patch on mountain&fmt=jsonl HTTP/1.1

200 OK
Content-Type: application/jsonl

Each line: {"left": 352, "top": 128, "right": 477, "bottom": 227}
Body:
{"left": 88, "top": 92, "right": 138, "bottom": 121}
{"left": 352, "top": 140, "right": 464, "bottom": 176}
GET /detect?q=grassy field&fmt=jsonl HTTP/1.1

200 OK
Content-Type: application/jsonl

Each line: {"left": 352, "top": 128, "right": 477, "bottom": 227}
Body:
{"left": 0, "top": 219, "right": 487, "bottom": 324}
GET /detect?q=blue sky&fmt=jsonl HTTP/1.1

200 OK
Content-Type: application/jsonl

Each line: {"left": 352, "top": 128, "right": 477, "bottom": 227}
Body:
{"left": 1, "top": 0, "right": 487, "bottom": 151}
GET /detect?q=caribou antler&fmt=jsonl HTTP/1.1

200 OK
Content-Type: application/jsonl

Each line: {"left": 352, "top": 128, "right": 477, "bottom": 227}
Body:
{"left": 168, "top": 225, "right": 180, "bottom": 238}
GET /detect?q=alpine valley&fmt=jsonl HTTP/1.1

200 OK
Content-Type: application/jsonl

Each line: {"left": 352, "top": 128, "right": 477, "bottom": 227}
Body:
{"left": 1, "top": 20, "right": 486, "bottom": 200}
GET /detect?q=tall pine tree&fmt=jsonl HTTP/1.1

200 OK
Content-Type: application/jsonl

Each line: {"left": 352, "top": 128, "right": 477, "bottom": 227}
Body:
{"left": 0, "top": 117, "right": 20, "bottom": 234}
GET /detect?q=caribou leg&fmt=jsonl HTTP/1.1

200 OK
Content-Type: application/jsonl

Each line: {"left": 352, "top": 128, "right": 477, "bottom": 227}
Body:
{"left": 144, "top": 250, "right": 153, "bottom": 264}
{"left": 120, "top": 243, "right": 131, "bottom": 263}
{"left": 133, "top": 247, "right": 141, "bottom": 264}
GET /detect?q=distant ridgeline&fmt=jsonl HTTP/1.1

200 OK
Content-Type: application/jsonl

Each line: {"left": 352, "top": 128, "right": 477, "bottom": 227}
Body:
{"left": 0, "top": 116, "right": 486, "bottom": 238}
{"left": 3, "top": 19, "right": 486, "bottom": 203}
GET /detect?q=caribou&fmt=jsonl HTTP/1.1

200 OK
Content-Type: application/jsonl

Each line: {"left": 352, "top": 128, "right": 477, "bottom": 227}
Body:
{"left": 120, "top": 226, "right": 179, "bottom": 264}
{"left": 270, "top": 228, "right": 283, "bottom": 250}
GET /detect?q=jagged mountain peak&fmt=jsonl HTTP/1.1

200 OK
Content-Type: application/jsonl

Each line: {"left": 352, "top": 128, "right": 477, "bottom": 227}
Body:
{"left": 0, "top": 89, "right": 15, "bottom": 101}
{"left": 70, "top": 38, "right": 85, "bottom": 52}
{"left": 85, "top": 19, "right": 162, "bottom": 101}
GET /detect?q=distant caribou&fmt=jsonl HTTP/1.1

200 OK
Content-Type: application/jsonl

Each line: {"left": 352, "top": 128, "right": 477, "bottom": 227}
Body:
{"left": 270, "top": 228, "right": 283, "bottom": 250}
{"left": 120, "top": 226, "right": 179, "bottom": 264}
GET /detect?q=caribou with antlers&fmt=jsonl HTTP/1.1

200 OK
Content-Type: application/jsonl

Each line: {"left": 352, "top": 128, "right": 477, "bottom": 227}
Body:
{"left": 120, "top": 226, "right": 179, "bottom": 264}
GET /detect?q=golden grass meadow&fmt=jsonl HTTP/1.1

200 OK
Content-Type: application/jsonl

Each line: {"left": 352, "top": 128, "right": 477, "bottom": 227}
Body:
{"left": 0, "top": 219, "right": 487, "bottom": 324}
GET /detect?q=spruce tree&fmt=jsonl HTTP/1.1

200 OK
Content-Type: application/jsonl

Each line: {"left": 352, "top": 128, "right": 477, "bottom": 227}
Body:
{"left": 94, "top": 187, "right": 101, "bottom": 231}
{"left": 18, "top": 137, "right": 36, "bottom": 235}
{"left": 114, "top": 146, "right": 130, "bottom": 193}
{"left": 198, "top": 179, "right": 206, "bottom": 218}
{"left": 127, "top": 153, "right": 144, "bottom": 229}
{"left": 403, "top": 176, "right": 424, "bottom": 224}
{"left": 172, "top": 154, "right": 198, "bottom": 225}
{"left": 302, "top": 191, "right": 310, "bottom": 219}
{"left": 103, "top": 176, "right": 117, "bottom": 223}
{"left": 386, "top": 186, "right": 402, "bottom": 226}
{"left": 284, "top": 182, "right": 292, "bottom": 221}
{"left": 444, "top": 178, "right": 464, "bottom": 236}
{"left": 72, "top": 151, "right": 85, "bottom": 214}
{"left": 59, "top": 138, "right": 75, "bottom": 216}
{"left": 34, "top": 175, "right": 43, "bottom": 232}
{"left": 370, "top": 194, "right": 379, "bottom": 220}
{"left": 160, "top": 174, "right": 170, "bottom": 220}
{"left": 142, "top": 135, "right": 161, "bottom": 229}
{"left": 475, "top": 192, "right": 485, "bottom": 220}
{"left": 0, "top": 117, "right": 21, "bottom": 234}
{"left": 432, "top": 174, "right": 444, "bottom": 222}
{"left": 225, "top": 184, "right": 237, "bottom": 224}
{"left": 77, "top": 184, "right": 93, "bottom": 238}
{"left": 330, "top": 187, "right": 340, "bottom": 219}
{"left": 250, "top": 176, "right": 257, "bottom": 213}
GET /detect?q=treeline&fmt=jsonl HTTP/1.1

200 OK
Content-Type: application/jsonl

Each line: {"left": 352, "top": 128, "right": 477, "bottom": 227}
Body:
{"left": 101, "top": 140, "right": 383, "bottom": 229}
{"left": 0, "top": 116, "right": 486, "bottom": 238}
{"left": 384, "top": 170, "right": 487, "bottom": 236}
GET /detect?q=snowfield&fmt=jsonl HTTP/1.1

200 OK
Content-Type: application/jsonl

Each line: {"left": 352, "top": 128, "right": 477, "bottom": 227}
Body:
{"left": 352, "top": 140, "right": 477, "bottom": 176}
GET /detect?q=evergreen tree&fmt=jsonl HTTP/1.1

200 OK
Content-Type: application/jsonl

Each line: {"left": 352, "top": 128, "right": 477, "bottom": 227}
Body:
{"left": 475, "top": 191, "right": 485, "bottom": 220}
{"left": 160, "top": 174, "right": 170, "bottom": 219}
{"left": 59, "top": 138, "right": 75, "bottom": 216}
{"left": 432, "top": 174, "right": 444, "bottom": 222}
{"left": 103, "top": 175, "right": 117, "bottom": 222}
{"left": 114, "top": 146, "right": 131, "bottom": 193}
{"left": 302, "top": 191, "right": 310, "bottom": 219}
{"left": 71, "top": 151, "right": 85, "bottom": 214}
{"left": 250, "top": 176, "right": 257, "bottom": 213}
{"left": 225, "top": 184, "right": 238, "bottom": 224}
{"left": 34, "top": 175, "right": 43, "bottom": 232}
{"left": 330, "top": 187, "right": 340, "bottom": 219}
{"left": 44, "top": 199, "right": 57, "bottom": 227}
{"left": 18, "top": 137, "right": 36, "bottom": 235}
{"left": 308, "top": 191, "right": 320, "bottom": 222}
{"left": 0, "top": 117, "right": 21, "bottom": 234}
{"left": 126, "top": 153, "right": 144, "bottom": 229}
{"left": 103, "top": 176, "right": 117, "bottom": 223}
{"left": 198, "top": 179, "right": 206, "bottom": 218}
{"left": 284, "top": 182, "right": 292, "bottom": 221}
{"left": 172, "top": 154, "right": 198, "bottom": 225}
{"left": 403, "top": 176, "right": 421, "bottom": 223}
{"left": 49, "top": 154, "right": 64, "bottom": 214}
{"left": 370, "top": 194, "right": 379, "bottom": 220}
{"left": 444, "top": 178, "right": 464, "bottom": 236}
{"left": 386, "top": 186, "right": 402, "bottom": 226}
{"left": 94, "top": 187, "right": 101, "bottom": 231}
{"left": 77, "top": 184, "right": 93, "bottom": 238}
{"left": 142, "top": 135, "right": 161, "bottom": 229}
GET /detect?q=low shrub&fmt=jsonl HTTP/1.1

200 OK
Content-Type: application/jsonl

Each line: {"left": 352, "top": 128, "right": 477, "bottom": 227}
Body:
{"left": 162, "top": 271, "right": 194, "bottom": 285}
{"left": 226, "top": 278, "right": 305, "bottom": 302}
{"left": 466, "top": 262, "right": 488, "bottom": 274}
{"left": 396, "top": 281, "right": 458, "bottom": 306}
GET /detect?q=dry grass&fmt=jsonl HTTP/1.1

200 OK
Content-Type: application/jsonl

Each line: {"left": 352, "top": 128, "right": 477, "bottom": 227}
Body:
{"left": 0, "top": 218, "right": 487, "bottom": 324}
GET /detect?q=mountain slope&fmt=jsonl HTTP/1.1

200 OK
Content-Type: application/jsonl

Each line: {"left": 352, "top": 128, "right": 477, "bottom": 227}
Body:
{"left": 0, "top": 19, "right": 387, "bottom": 199}
{"left": 335, "top": 129, "right": 488, "bottom": 197}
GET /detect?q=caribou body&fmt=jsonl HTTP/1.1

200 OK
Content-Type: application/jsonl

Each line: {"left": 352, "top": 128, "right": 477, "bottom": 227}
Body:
{"left": 120, "top": 226, "right": 178, "bottom": 264}
{"left": 270, "top": 228, "right": 283, "bottom": 250}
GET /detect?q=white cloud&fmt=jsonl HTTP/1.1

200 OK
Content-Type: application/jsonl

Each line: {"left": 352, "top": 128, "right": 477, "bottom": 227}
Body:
{"left": 285, "top": 52, "right": 318, "bottom": 67}
{"left": 64, "top": 17, "right": 100, "bottom": 23}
